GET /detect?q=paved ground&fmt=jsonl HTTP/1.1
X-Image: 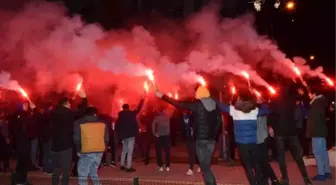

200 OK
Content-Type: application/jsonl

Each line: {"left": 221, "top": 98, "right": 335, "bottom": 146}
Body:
{"left": 0, "top": 143, "right": 335, "bottom": 185}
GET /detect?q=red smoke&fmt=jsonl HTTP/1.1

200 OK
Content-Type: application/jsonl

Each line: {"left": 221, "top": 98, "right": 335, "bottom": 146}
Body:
{"left": 0, "top": 2, "right": 332, "bottom": 114}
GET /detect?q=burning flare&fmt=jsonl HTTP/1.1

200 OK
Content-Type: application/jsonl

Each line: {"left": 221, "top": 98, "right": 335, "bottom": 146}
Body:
{"left": 241, "top": 71, "right": 250, "bottom": 79}
{"left": 268, "top": 86, "right": 276, "bottom": 95}
{"left": 76, "top": 82, "right": 82, "bottom": 91}
{"left": 197, "top": 76, "right": 206, "bottom": 87}
{"left": 325, "top": 77, "right": 334, "bottom": 87}
{"left": 253, "top": 89, "right": 261, "bottom": 97}
{"left": 174, "top": 92, "right": 179, "bottom": 100}
{"left": 144, "top": 81, "right": 149, "bottom": 92}
{"left": 231, "top": 86, "right": 236, "bottom": 95}
{"left": 168, "top": 92, "right": 173, "bottom": 97}
{"left": 293, "top": 66, "right": 301, "bottom": 76}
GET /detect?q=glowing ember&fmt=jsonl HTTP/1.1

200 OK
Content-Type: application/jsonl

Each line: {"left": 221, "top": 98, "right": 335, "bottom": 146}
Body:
{"left": 268, "top": 86, "right": 276, "bottom": 95}
{"left": 174, "top": 92, "right": 179, "bottom": 100}
{"left": 293, "top": 66, "right": 301, "bottom": 76}
{"left": 241, "top": 71, "right": 250, "bottom": 79}
{"left": 231, "top": 86, "right": 236, "bottom": 95}
{"left": 76, "top": 82, "right": 82, "bottom": 91}
{"left": 198, "top": 76, "right": 206, "bottom": 86}
{"left": 146, "top": 69, "right": 155, "bottom": 82}
{"left": 144, "top": 81, "right": 149, "bottom": 92}
{"left": 326, "top": 78, "right": 334, "bottom": 86}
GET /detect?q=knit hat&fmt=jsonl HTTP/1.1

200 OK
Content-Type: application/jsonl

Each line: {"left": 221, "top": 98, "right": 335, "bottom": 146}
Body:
{"left": 195, "top": 86, "right": 210, "bottom": 99}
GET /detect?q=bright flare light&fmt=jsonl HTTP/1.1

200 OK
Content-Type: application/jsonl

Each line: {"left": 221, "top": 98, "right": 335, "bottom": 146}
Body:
{"left": 146, "top": 69, "right": 154, "bottom": 82}
{"left": 168, "top": 93, "right": 173, "bottom": 97}
{"left": 268, "top": 86, "right": 276, "bottom": 95}
{"left": 198, "top": 76, "right": 206, "bottom": 87}
{"left": 19, "top": 88, "right": 28, "bottom": 98}
{"left": 241, "top": 71, "right": 250, "bottom": 79}
{"left": 253, "top": 89, "right": 261, "bottom": 97}
{"left": 231, "top": 86, "right": 236, "bottom": 95}
{"left": 326, "top": 78, "right": 334, "bottom": 87}
{"left": 174, "top": 92, "right": 179, "bottom": 100}
{"left": 76, "top": 82, "right": 82, "bottom": 91}
{"left": 293, "top": 66, "right": 301, "bottom": 76}
{"left": 144, "top": 81, "right": 149, "bottom": 92}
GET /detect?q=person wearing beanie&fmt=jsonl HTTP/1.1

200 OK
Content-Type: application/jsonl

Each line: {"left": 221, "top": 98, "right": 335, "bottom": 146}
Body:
{"left": 156, "top": 85, "right": 222, "bottom": 185}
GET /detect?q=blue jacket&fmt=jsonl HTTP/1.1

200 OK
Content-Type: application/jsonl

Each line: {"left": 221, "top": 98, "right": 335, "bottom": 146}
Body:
{"left": 216, "top": 101, "right": 269, "bottom": 144}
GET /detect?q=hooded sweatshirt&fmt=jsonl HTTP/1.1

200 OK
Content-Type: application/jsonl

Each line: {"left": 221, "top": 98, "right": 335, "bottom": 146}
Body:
{"left": 217, "top": 100, "right": 269, "bottom": 144}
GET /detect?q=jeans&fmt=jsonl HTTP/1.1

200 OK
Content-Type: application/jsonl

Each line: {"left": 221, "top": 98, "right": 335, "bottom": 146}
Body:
{"left": 155, "top": 135, "right": 170, "bottom": 167}
{"left": 120, "top": 137, "right": 135, "bottom": 169}
{"left": 258, "top": 142, "right": 277, "bottom": 182}
{"left": 196, "top": 140, "right": 216, "bottom": 185}
{"left": 312, "top": 137, "right": 331, "bottom": 175}
{"left": 51, "top": 148, "right": 73, "bottom": 185}
{"left": 275, "top": 136, "right": 308, "bottom": 180}
{"left": 43, "top": 141, "right": 53, "bottom": 173}
{"left": 30, "top": 138, "right": 38, "bottom": 166}
{"left": 238, "top": 143, "right": 261, "bottom": 185}
{"left": 78, "top": 153, "right": 103, "bottom": 185}
{"left": 187, "top": 140, "right": 197, "bottom": 170}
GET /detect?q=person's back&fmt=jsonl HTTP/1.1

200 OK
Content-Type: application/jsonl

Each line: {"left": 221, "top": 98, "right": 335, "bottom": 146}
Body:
{"left": 152, "top": 113, "right": 170, "bottom": 137}
{"left": 51, "top": 105, "right": 75, "bottom": 152}
{"left": 116, "top": 110, "right": 139, "bottom": 139}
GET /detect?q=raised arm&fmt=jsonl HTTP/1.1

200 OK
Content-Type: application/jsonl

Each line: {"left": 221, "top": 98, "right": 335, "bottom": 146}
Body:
{"left": 161, "top": 95, "right": 197, "bottom": 111}
{"left": 257, "top": 103, "right": 271, "bottom": 117}
{"left": 134, "top": 98, "right": 145, "bottom": 114}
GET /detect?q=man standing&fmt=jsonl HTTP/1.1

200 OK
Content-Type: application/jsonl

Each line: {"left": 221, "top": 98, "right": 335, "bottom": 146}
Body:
{"left": 115, "top": 97, "right": 144, "bottom": 172}
{"left": 156, "top": 85, "right": 222, "bottom": 185}
{"left": 50, "top": 89, "right": 87, "bottom": 185}
{"left": 271, "top": 85, "right": 312, "bottom": 185}
{"left": 152, "top": 109, "right": 171, "bottom": 172}
{"left": 74, "top": 107, "right": 109, "bottom": 185}
{"left": 306, "top": 90, "right": 331, "bottom": 181}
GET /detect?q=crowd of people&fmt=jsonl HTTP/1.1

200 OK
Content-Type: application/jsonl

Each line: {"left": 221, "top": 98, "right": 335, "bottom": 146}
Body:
{"left": 0, "top": 83, "right": 334, "bottom": 185}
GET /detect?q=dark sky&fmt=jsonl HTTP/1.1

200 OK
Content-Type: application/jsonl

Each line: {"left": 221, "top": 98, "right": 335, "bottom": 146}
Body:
{"left": 0, "top": 0, "right": 334, "bottom": 75}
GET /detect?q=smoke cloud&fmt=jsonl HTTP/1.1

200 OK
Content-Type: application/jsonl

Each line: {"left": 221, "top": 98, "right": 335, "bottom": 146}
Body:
{"left": 0, "top": 1, "right": 328, "bottom": 113}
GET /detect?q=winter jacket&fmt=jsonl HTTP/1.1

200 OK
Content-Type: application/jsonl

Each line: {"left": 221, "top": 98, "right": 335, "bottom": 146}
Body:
{"left": 306, "top": 95, "right": 328, "bottom": 138}
{"left": 161, "top": 96, "right": 222, "bottom": 141}
{"left": 295, "top": 102, "right": 307, "bottom": 129}
{"left": 270, "top": 86, "right": 298, "bottom": 136}
{"left": 115, "top": 99, "right": 144, "bottom": 140}
{"left": 152, "top": 112, "right": 170, "bottom": 137}
{"left": 50, "top": 98, "right": 87, "bottom": 152}
{"left": 217, "top": 100, "right": 269, "bottom": 144}
{"left": 11, "top": 110, "right": 34, "bottom": 150}
{"left": 74, "top": 115, "right": 109, "bottom": 153}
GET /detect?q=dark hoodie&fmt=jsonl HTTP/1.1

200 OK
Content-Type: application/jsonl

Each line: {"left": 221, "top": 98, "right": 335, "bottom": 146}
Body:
{"left": 306, "top": 94, "right": 328, "bottom": 138}
{"left": 161, "top": 96, "right": 222, "bottom": 141}
{"left": 217, "top": 100, "right": 269, "bottom": 144}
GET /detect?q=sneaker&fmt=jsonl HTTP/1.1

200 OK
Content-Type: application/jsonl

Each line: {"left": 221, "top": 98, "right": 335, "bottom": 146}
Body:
{"left": 109, "top": 162, "right": 117, "bottom": 168}
{"left": 197, "top": 167, "right": 201, "bottom": 172}
{"left": 126, "top": 168, "right": 136, "bottom": 173}
{"left": 157, "top": 166, "right": 164, "bottom": 172}
{"left": 311, "top": 175, "right": 325, "bottom": 181}
{"left": 166, "top": 167, "right": 170, "bottom": 172}
{"left": 304, "top": 177, "right": 313, "bottom": 185}
{"left": 43, "top": 172, "right": 52, "bottom": 176}
{"left": 103, "top": 162, "right": 108, "bottom": 166}
{"left": 186, "top": 169, "right": 193, "bottom": 176}
{"left": 325, "top": 173, "right": 332, "bottom": 180}
{"left": 120, "top": 166, "right": 125, "bottom": 171}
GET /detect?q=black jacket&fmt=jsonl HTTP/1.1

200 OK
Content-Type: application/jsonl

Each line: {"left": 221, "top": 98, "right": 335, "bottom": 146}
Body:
{"left": 115, "top": 99, "right": 144, "bottom": 140}
{"left": 162, "top": 96, "right": 222, "bottom": 141}
{"left": 270, "top": 86, "right": 298, "bottom": 136}
{"left": 11, "top": 110, "right": 34, "bottom": 151}
{"left": 306, "top": 95, "right": 328, "bottom": 138}
{"left": 50, "top": 98, "right": 87, "bottom": 152}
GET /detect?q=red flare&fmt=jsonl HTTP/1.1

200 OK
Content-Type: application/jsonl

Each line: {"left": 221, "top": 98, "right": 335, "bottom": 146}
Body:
{"left": 168, "top": 92, "right": 173, "bottom": 97}
{"left": 174, "top": 92, "right": 179, "bottom": 100}
{"left": 241, "top": 71, "right": 250, "bottom": 79}
{"left": 19, "top": 88, "right": 28, "bottom": 98}
{"left": 268, "top": 86, "right": 276, "bottom": 95}
{"left": 144, "top": 81, "right": 149, "bottom": 92}
{"left": 198, "top": 76, "right": 206, "bottom": 86}
{"left": 293, "top": 66, "right": 301, "bottom": 76}
{"left": 253, "top": 89, "right": 261, "bottom": 97}
{"left": 231, "top": 86, "right": 236, "bottom": 95}
{"left": 326, "top": 77, "right": 334, "bottom": 87}
{"left": 76, "top": 82, "right": 82, "bottom": 91}
{"left": 146, "top": 69, "right": 154, "bottom": 82}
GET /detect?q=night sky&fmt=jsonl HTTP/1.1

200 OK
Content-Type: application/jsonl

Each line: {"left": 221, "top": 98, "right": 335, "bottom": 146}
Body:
{"left": 0, "top": 0, "right": 335, "bottom": 74}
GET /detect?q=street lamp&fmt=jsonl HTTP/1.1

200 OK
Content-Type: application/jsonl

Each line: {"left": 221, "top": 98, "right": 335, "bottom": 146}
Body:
{"left": 309, "top": 55, "right": 315, "bottom": 60}
{"left": 285, "top": 1, "right": 295, "bottom": 10}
